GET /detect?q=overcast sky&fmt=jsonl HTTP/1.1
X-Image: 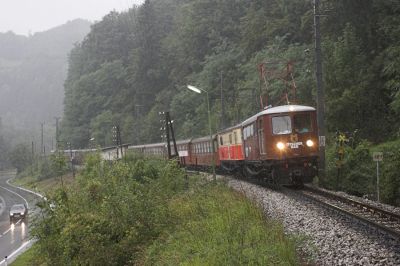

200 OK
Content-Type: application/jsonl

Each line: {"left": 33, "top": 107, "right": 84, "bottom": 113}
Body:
{"left": 0, "top": 0, "right": 144, "bottom": 35}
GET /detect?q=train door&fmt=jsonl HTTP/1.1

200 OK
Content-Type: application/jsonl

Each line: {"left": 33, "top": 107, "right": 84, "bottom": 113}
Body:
{"left": 258, "top": 117, "right": 266, "bottom": 155}
{"left": 243, "top": 123, "right": 256, "bottom": 160}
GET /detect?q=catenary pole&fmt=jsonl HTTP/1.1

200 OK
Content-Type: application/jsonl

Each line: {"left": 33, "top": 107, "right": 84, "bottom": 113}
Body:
{"left": 314, "top": 0, "right": 326, "bottom": 180}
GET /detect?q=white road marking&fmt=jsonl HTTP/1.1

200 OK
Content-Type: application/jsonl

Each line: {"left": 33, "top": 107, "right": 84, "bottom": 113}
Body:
{"left": 0, "top": 176, "right": 44, "bottom": 264}
{"left": 0, "top": 179, "right": 30, "bottom": 241}
{"left": 6, "top": 179, "right": 44, "bottom": 199}
{"left": 0, "top": 195, "right": 5, "bottom": 216}
{"left": 0, "top": 185, "right": 29, "bottom": 209}
{"left": 0, "top": 239, "right": 34, "bottom": 266}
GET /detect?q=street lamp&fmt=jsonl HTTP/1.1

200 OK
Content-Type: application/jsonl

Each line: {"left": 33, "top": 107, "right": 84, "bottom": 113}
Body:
{"left": 187, "top": 85, "right": 216, "bottom": 181}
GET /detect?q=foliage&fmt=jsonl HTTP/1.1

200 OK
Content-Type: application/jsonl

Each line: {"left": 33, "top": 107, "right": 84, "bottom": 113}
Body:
{"left": 31, "top": 157, "right": 300, "bottom": 265}
{"left": 325, "top": 139, "right": 400, "bottom": 205}
{"left": 32, "top": 156, "right": 186, "bottom": 265}
{"left": 58, "top": 0, "right": 400, "bottom": 203}
{"left": 60, "top": 0, "right": 400, "bottom": 147}
{"left": 9, "top": 143, "right": 31, "bottom": 173}
{"left": 16, "top": 149, "right": 69, "bottom": 182}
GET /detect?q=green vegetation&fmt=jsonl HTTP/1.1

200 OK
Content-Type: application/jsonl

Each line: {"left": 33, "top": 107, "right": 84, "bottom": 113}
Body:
{"left": 325, "top": 139, "right": 400, "bottom": 205}
{"left": 25, "top": 155, "right": 301, "bottom": 265}
{"left": 56, "top": 0, "right": 400, "bottom": 204}
{"left": 61, "top": 0, "right": 400, "bottom": 147}
{"left": 10, "top": 245, "right": 42, "bottom": 266}
{"left": 144, "top": 185, "right": 298, "bottom": 265}
{"left": 12, "top": 148, "right": 70, "bottom": 183}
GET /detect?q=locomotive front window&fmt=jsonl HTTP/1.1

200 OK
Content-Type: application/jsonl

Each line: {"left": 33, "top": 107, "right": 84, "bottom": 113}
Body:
{"left": 294, "top": 113, "right": 312, "bottom": 133}
{"left": 272, "top": 116, "right": 292, "bottom": 135}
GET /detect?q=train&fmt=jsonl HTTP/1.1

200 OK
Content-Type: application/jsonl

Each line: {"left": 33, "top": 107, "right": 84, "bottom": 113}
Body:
{"left": 100, "top": 104, "right": 319, "bottom": 186}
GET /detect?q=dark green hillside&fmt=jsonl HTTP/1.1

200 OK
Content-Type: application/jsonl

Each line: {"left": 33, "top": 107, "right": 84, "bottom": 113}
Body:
{"left": 60, "top": 0, "right": 400, "bottom": 203}
{"left": 61, "top": 0, "right": 400, "bottom": 147}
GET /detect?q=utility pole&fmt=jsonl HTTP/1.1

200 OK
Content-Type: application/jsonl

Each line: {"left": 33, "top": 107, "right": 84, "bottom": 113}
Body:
{"left": 165, "top": 114, "right": 171, "bottom": 158}
{"left": 54, "top": 117, "right": 60, "bottom": 150}
{"left": 112, "top": 125, "right": 122, "bottom": 159}
{"left": 68, "top": 142, "right": 75, "bottom": 178}
{"left": 40, "top": 122, "right": 44, "bottom": 155}
{"left": 220, "top": 71, "right": 225, "bottom": 129}
{"left": 166, "top": 112, "right": 178, "bottom": 158}
{"left": 31, "top": 141, "right": 34, "bottom": 176}
{"left": 314, "top": 0, "right": 326, "bottom": 181}
{"left": 159, "top": 111, "right": 178, "bottom": 159}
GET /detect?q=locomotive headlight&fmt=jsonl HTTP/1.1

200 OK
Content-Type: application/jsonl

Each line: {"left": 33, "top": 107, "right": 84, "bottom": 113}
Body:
{"left": 276, "top": 142, "right": 285, "bottom": 150}
{"left": 306, "top": 140, "right": 314, "bottom": 147}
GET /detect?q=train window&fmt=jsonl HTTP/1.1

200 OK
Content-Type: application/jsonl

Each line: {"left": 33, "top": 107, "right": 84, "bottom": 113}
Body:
{"left": 258, "top": 119, "right": 266, "bottom": 154}
{"left": 220, "top": 136, "right": 223, "bottom": 145}
{"left": 294, "top": 113, "right": 312, "bottom": 133}
{"left": 243, "top": 128, "right": 247, "bottom": 140}
{"left": 234, "top": 132, "right": 237, "bottom": 144}
{"left": 272, "top": 116, "right": 292, "bottom": 135}
{"left": 229, "top": 134, "right": 232, "bottom": 144}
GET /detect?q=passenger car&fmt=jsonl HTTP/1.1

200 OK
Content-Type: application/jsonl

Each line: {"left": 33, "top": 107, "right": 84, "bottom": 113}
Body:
{"left": 9, "top": 204, "right": 28, "bottom": 223}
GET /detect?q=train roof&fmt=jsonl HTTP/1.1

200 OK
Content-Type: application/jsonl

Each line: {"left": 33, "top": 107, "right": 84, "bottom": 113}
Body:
{"left": 192, "top": 134, "right": 217, "bottom": 143}
{"left": 217, "top": 123, "right": 242, "bottom": 134}
{"left": 241, "top": 105, "right": 316, "bottom": 126}
{"left": 128, "top": 142, "right": 165, "bottom": 149}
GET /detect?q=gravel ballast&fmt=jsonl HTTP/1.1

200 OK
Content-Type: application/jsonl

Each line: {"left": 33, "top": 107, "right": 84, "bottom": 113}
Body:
{"left": 226, "top": 177, "right": 400, "bottom": 265}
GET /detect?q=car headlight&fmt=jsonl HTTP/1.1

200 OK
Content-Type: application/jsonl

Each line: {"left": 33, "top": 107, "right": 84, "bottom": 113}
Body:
{"left": 20, "top": 212, "right": 24, "bottom": 215}
{"left": 306, "top": 140, "right": 314, "bottom": 147}
{"left": 276, "top": 142, "right": 285, "bottom": 150}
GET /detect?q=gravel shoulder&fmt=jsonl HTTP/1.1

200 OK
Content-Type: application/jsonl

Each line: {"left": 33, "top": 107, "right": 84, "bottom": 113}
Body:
{"left": 224, "top": 177, "right": 400, "bottom": 266}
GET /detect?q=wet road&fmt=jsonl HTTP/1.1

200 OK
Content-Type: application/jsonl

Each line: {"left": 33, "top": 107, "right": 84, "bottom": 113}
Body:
{"left": 0, "top": 171, "right": 40, "bottom": 263}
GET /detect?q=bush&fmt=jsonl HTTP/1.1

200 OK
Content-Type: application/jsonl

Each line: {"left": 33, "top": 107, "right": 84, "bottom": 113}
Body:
{"left": 32, "top": 156, "right": 187, "bottom": 265}
{"left": 325, "top": 139, "right": 400, "bottom": 205}
{"left": 31, "top": 156, "right": 300, "bottom": 265}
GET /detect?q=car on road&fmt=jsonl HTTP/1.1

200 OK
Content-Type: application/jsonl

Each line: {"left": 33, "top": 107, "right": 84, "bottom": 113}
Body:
{"left": 9, "top": 204, "right": 28, "bottom": 223}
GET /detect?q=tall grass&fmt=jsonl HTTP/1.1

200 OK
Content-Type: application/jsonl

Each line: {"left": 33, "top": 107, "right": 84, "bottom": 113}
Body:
{"left": 143, "top": 182, "right": 299, "bottom": 265}
{"left": 22, "top": 154, "right": 300, "bottom": 265}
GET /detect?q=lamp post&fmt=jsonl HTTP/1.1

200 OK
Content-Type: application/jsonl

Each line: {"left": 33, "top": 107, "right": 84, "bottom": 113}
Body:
{"left": 187, "top": 85, "right": 216, "bottom": 181}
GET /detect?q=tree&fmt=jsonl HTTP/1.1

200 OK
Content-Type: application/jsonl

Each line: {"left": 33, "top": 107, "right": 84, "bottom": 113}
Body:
{"left": 10, "top": 143, "right": 31, "bottom": 173}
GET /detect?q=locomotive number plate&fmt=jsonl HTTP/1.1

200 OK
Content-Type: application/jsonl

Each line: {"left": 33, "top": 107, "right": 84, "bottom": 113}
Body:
{"left": 287, "top": 142, "right": 303, "bottom": 149}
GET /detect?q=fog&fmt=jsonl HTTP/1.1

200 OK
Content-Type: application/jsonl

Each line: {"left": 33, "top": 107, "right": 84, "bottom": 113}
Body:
{"left": 0, "top": 0, "right": 144, "bottom": 162}
{"left": 0, "top": 0, "right": 144, "bottom": 35}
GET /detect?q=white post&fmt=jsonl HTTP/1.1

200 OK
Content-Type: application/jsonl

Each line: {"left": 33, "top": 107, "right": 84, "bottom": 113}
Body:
{"left": 376, "top": 161, "right": 380, "bottom": 203}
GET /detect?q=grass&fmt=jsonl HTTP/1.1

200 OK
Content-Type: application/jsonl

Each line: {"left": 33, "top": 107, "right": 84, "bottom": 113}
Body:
{"left": 142, "top": 181, "right": 300, "bottom": 265}
{"left": 10, "top": 244, "right": 42, "bottom": 266}
{"left": 12, "top": 172, "right": 75, "bottom": 195}
{"left": 10, "top": 163, "right": 303, "bottom": 265}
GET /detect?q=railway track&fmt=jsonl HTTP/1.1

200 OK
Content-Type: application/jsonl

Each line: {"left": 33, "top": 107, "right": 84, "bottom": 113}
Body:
{"left": 288, "top": 185, "right": 400, "bottom": 240}
{"left": 190, "top": 170, "right": 400, "bottom": 240}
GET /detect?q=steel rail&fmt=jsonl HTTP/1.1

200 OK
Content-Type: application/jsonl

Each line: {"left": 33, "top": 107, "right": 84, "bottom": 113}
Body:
{"left": 304, "top": 185, "right": 400, "bottom": 222}
{"left": 290, "top": 187, "right": 400, "bottom": 240}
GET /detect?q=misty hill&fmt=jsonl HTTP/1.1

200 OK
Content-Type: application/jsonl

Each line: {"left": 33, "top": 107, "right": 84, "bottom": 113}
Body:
{"left": 0, "top": 19, "right": 91, "bottom": 133}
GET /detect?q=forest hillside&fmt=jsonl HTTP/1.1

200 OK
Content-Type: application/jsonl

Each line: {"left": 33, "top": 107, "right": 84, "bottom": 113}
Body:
{"left": 60, "top": 0, "right": 400, "bottom": 149}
